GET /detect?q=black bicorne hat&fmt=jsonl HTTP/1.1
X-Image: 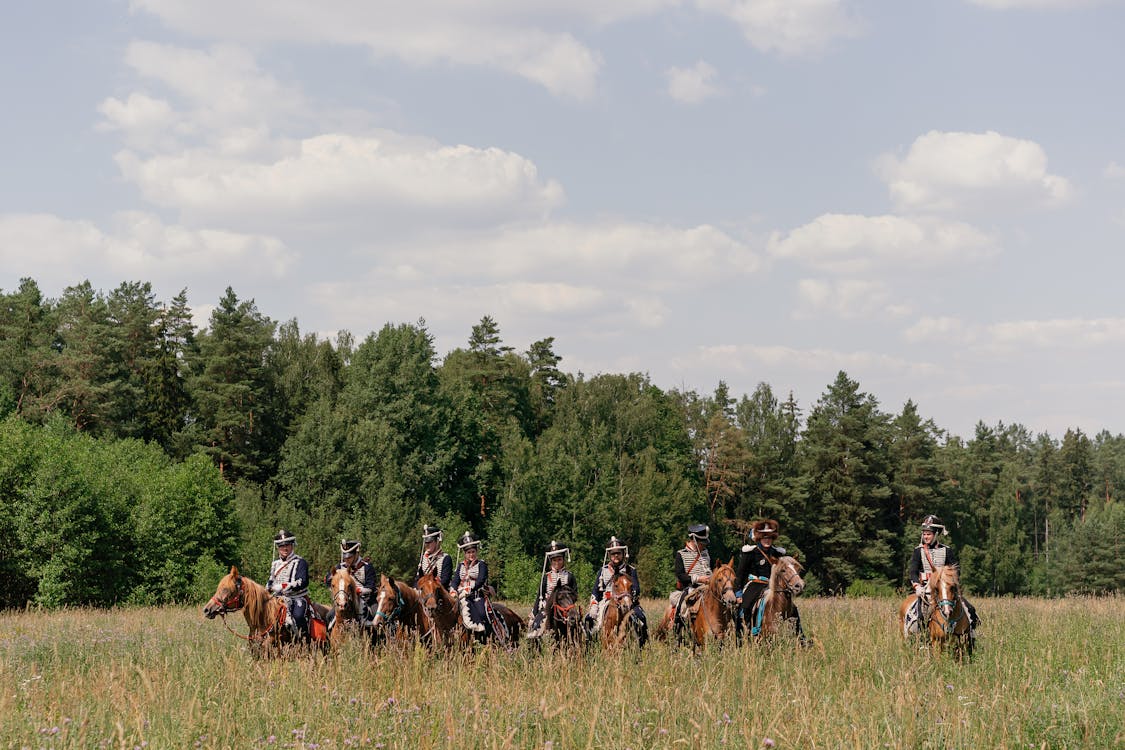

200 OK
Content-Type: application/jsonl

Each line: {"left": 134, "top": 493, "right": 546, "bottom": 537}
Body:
{"left": 688, "top": 523, "right": 710, "bottom": 542}
{"left": 457, "top": 531, "right": 481, "bottom": 550}
{"left": 921, "top": 515, "right": 946, "bottom": 534}
{"left": 605, "top": 536, "right": 628, "bottom": 553}
{"left": 546, "top": 540, "right": 569, "bottom": 557}
{"left": 340, "top": 539, "right": 361, "bottom": 555}
{"left": 274, "top": 528, "right": 296, "bottom": 546}
{"left": 422, "top": 524, "right": 443, "bottom": 543}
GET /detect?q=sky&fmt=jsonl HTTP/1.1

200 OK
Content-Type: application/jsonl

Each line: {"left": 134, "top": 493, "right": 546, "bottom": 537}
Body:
{"left": 3, "top": 0, "right": 1125, "bottom": 441}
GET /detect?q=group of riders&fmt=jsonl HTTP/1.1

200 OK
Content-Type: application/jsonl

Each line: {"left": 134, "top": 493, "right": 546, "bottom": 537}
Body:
{"left": 264, "top": 513, "right": 979, "bottom": 645}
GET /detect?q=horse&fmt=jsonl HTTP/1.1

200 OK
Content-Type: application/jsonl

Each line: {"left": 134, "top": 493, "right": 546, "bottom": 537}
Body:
{"left": 927, "top": 565, "right": 973, "bottom": 661}
{"left": 482, "top": 588, "right": 526, "bottom": 649}
{"left": 687, "top": 560, "right": 738, "bottom": 650}
{"left": 599, "top": 569, "right": 639, "bottom": 650}
{"left": 414, "top": 571, "right": 463, "bottom": 649}
{"left": 328, "top": 567, "right": 363, "bottom": 649}
{"left": 543, "top": 580, "right": 584, "bottom": 649}
{"left": 203, "top": 566, "right": 330, "bottom": 655}
{"left": 371, "top": 574, "right": 433, "bottom": 645}
{"left": 653, "top": 559, "right": 738, "bottom": 650}
{"left": 753, "top": 555, "right": 806, "bottom": 643}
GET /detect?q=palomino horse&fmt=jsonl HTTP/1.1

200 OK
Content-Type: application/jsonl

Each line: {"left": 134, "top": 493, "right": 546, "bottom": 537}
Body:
{"left": 328, "top": 567, "right": 363, "bottom": 649}
{"left": 753, "top": 555, "right": 806, "bottom": 643}
{"left": 543, "top": 581, "right": 584, "bottom": 649}
{"left": 414, "top": 571, "right": 462, "bottom": 649}
{"left": 654, "top": 559, "right": 738, "bottom": 650}
{"left": 203, "top": 566, "right": 329, "bottom": 655}
{"left": 371, "top": 574, "right": 433, "bottom": 644}
{"left": 927, "top": 565, "right": 973, "bottom": 660}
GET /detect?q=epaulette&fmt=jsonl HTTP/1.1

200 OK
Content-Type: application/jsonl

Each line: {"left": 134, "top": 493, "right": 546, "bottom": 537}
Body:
{"left": 741, "top": 544, "right": 754, "bottom": 553}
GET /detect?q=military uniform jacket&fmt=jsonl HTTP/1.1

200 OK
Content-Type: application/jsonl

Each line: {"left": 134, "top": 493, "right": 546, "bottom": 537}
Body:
{"left": 909, "top": 542, "right": 958, "bottom": 586}
{"left": 735, "top": 544, "right": 775, "bottom": 592}
{"left": 413, "top": 550, "right": 453, "bottom": 590}
{"left": 451, "top": 559, "right": 488, "bottom": 601}
{"left": 591, "top": 563, "right": 640, "bottom": 602}
{"left": 674, "top": 546, "right": 711, "bottom": 590}
{"left": 268, "top": 554, "right": 309, "bottom": 598}
{"left": 537, "top": 568, "right": 577, "bottom": 609}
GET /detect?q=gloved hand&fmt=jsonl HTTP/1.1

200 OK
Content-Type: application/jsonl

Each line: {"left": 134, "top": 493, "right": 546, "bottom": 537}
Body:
{"left": 774, "top": 546, "right": 787, "bottom": 557}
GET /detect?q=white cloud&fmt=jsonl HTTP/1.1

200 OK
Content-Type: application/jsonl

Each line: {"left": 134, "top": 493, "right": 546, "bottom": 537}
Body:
{"left": 877, "top": 130, "right": 1073, "bottom": 213}
{"left": 767, "top": 213, "right": 998, "bottom": 274}
{"left": 1104, "top": 161, "right": 1125, "bottom": 179}
{"left": 694, "top": 342, "right": 940, "bottom": 378}
{"left": 128, "top": 0, "right": 676, "bottom": 99}
{"left": 795, "top": 278, "right": 895, "bottom": 319}
{"left": 115, "top": 132, "right": 566, "bottom": 230}
{"left": 0, "top": 212, "right": 295, "bottom": 293}
{"left": 903, "top": 316, "right": 976, "bottom": 345}
{"left": 666, "top": 61, "right": 723, "bottom": 104}
{"left": 903, "top": 315, "right": 1125, "bottom": 351}
{"left": 695, "top": 0, "right": 862, "bottom": 57}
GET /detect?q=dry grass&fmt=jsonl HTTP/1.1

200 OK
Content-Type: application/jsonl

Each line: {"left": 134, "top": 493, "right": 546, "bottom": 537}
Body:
{"left": 1, "top": 596, "right": 1121, "bottom": 749}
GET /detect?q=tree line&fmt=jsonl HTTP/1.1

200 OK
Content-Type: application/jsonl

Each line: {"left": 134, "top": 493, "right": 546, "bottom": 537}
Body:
{"left": 0, "top": 278, "right": 1121, "bottom": 608}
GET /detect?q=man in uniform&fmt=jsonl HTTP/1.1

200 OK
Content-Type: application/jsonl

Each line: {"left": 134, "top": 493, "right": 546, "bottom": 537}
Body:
{"left": 664, "top": 523, "right": 712, "bottom": 637}
{"left": 527, "top": 540, "right": 578, "bottom": 639}
{"left": 413, "top": 524, "right": 453, "bottom": 590}
{"left": 267, "top": 529, "right": 309, "bottom": 640}
{"left": 908, "top": 514, "right": 980, "bottom": 634}
{"left": 585, "top": 535, "right": 648, "bottom": 646}
{"left": 450, "top": 531, "right": 490, "bottom": 638}
{"left": 324, "top": 539, "right": 377, "bottom": 625}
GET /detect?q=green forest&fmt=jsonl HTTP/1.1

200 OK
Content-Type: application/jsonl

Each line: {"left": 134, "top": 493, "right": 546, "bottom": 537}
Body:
{"left": 0, "top": 278, "right": 1121, "bottom": 609}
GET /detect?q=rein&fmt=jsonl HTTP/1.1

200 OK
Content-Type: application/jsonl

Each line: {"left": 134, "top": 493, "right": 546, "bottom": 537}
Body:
{"left": 374, "top": 584, "right": 405, "bottom": 624}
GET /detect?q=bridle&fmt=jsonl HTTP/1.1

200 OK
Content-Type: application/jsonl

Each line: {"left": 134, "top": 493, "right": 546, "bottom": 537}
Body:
{"left": 333, "top": 572, "right": 359, "bottom": 618}
{"left": 931, "top": 570, "right": 966, "bottom": 635}
{"left": 208, "top": 577, "right": 284, "bottom": 642}
{"left": 772, "top": 560, "right": 804, "bottom": 597}
{"left": 373, "top": 581, "right": 405, "bottom": 627}
{"left": 703, "top": 567, "right": 738, "bottom": 619}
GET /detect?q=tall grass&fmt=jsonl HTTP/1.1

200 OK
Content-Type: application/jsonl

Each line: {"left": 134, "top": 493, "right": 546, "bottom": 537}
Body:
{"left": 1, "top": 597, "right": 1121, "bottom": 748}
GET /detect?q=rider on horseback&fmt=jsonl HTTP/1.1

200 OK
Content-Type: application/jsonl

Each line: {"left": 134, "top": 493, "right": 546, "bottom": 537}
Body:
{"left": 450, "top": 531, "right": 490, "bottom": 639}
{"left": 267, "top": 529, "right": 310, "bottom": 640}
{"left": 527, "top": 540, "right": 577, "bottom": 639}
{"left": 413, "top": 524, "right": 453, "bottom": 590}
{"left": 667, "top": 523, "right": 712, "bottom": 636}
{"left": 324, "top": 539, "right": 377, "bottom": 624}
{"left": 585, "top": 535, "right": 648, "bottom": 645}
{"left": 736, "top": 519, "right": 784, "bottom": 632}
{"left": 908, "top": 515, "right": 980, "bottom": 634}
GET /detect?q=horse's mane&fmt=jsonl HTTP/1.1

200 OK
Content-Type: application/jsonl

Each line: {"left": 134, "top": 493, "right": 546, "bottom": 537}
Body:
{"left": 231, "top": 572, "right": 273, "bottom": 631}
{"left": 767, "top": 556, "right": 800, "bottom": 590}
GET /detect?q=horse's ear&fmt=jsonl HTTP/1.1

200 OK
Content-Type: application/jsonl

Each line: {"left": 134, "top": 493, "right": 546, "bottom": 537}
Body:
{"left": 728, "top": 556, "right": 734, "bottom": 567}
{"left": 230, "top": 565, "right": 240, "bottom": 577}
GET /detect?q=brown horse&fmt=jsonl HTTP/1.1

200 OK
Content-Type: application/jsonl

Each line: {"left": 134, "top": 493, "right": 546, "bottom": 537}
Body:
{"left": 328, "top": 567, "right": 363, "bottom": 649}
{"left": 372, "top": 574, "right": 433, "bottom": 644}
{"left": 754, "top": 555, "right": 806, "bottom": 643}
{"left": 203, "top": 566, "right": 329, "bottom": 655}
{"left": 600, "top": 570, "right": 638, "bottom": 650}
{"left": 927, "top": 566, "right": 973, "bottom": 660}
{"left": 654, "top": 559, "right": 738, "bottom": 650}
{"left": 414, "top": 571, "right": 463, "bottom": 649}
{"left": 483, "top": 590, "right": 526, "bottom": 649}
{"left": 688, "top": 560, "right": 738, "bottom": 649}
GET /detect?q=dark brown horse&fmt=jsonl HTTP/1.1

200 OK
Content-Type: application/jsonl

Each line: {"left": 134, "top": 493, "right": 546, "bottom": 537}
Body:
{"left": 328, "top": 567, "right": 363, "bottom": 649}
{"left": 372, "top": 574, "right": 433, "bottom": 644}
{"left": 203, "top": 566, "right": 329, "bottom": 655}
{"left": 927, "top": 565, "right": 973, "bottom": 660}
{"left": 600, "top": 570, "right": 637, "bottom": 650}
{"left": 543, "top": 580, "right": 583, "bottom": 649}
{"left": 754, "top": 555, "right": 805, "bottom": 642}
{"left": 482, "top": 590, "right": 525, "bottom": 649}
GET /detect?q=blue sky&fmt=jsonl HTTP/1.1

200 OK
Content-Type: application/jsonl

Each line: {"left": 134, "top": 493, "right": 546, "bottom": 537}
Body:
{"left": 4, "top": 0, "right": 1125, "bottom": 439}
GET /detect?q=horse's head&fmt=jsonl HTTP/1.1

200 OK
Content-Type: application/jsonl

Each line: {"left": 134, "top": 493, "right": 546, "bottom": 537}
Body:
{"left": 203, "top": 566, "right": 244, "bottom": 619}
{"left": 330, "top": 567, "right": 360, "bottom": 618}
{"left": 372, "top": 574, "right": 403, "bottom": 629}
{"left": 773, "top": 556, "right": 805, "bottom": 597}
{"left": 931, "top": 565, "right": 961, "bottom": 619}
{"left": 711, "top": 559, "right": 738, "bottom": 607}
{"left": 610, "top": 570, "right": 634, "bottom": 612}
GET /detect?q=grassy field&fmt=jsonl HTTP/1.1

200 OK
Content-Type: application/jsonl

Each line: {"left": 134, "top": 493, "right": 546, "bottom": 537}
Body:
{"left": 1, "top": 596, "right": 1121, "bottom": 749}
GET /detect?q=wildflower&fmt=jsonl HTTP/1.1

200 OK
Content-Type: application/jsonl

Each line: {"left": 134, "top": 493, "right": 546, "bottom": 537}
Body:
{"left": 763, "top": 739, "right": 776, "bottom": 748}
